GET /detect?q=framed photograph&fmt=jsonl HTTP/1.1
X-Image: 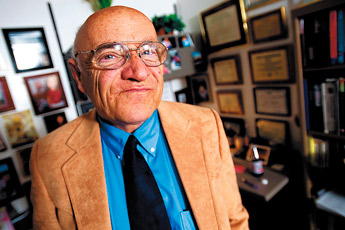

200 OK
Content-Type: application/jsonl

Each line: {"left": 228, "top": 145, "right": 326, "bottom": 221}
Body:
{"left": 0, "top": 133, "right": 7, "bottom": 152}
{"left": 0, "top": 157, "right": 24, "bottom": 207}
{"left": 2, "top": 28, "right": 53, "bottom": 73}
{"left": 2, "top": 110, "right": 39, "bottom": 148}
{"left": 0, "top": 77, "right": 15, "bottom": 113}
{"left": 253, "top": 87, "right": 291, "bottom": 116}
{"left": 246, "top": 144, "right": 271, "bottom": 165}
{"left": 200, "top": 0, "right": 247, "bottom": 53}
{"left": 43, "top": 111, "right": 67, "bottom": 133}
{"left": 221, "top": 117, "right": 246, "bottom": 137}
{"left": 76, "top": 100, "right": 94, "bottom": 116}
{"left": 244, "top": 0, "right": 279, "bottom": 10}
{"left": 249, "top": 45, "right": 294, "bottom": 84}
{"left": 24, "top": 72, "right": 68, "bottom": 115}
{"left": 190, "top": 75, "right": 211, "bottom": 104}
{"left": 256, "top": 118, "right": 289, "bottom": 146}
{"left": 16, "top": 147, "right": 32, "bottom": 177}
{"left": 249, "top": 7, "right": 288, "bottom": 43}
{"left": 211, "top": 55, "right": 243, "bottom": 85}
{"left": 217, "top": 90, "right": 244, "bottom": 115}
{"left": 175, "top": 88, "right": 193, "bottom": 104}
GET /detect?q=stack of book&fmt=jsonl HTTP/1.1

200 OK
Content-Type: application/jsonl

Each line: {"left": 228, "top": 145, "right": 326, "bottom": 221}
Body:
{"left": 308, "top": 136, "right": 329, "bottom": 168}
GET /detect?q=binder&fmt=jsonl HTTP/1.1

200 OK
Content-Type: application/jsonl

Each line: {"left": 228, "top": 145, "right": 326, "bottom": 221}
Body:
{"left": 321, "top": 79, "right": 337, "bottom": 134}
{"left": 339, "top": 77, "right": 345, "bottom": 135}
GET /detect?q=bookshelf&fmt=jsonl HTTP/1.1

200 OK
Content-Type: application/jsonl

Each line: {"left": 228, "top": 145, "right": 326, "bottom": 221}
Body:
{"left": 292, "top": 0, "right": 345, "bottom": 229}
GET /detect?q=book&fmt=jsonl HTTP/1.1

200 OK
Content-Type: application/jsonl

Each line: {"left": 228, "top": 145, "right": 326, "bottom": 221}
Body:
{"left": 316, "top": 190, "right": 345, "bottom": 218}
{"left": 308, "top": 136, "right": 329, "bottom": 168}
{"left": 307, "top": 82, "right": 324, "bottom": 132}
{"left": 338, "top": 10, "right": 344, "bottom": 64}
{"left": 330, "top": 10, "right": 337, "bottom": 65}
{"left": 321, "top": 79, "right": 337, "bottom": 134}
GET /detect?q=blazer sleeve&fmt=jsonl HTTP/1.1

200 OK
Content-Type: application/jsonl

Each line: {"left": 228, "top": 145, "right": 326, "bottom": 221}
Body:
{"left": 212, "top": 109, "right": 249, "bottom": 230}
{"left": 30, "top": 140, "right": 63, "bottom": 230}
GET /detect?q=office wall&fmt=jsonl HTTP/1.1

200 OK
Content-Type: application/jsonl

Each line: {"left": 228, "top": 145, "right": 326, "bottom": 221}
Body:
{"left": 0, "top": 0, "right": 177, "bottom": 184}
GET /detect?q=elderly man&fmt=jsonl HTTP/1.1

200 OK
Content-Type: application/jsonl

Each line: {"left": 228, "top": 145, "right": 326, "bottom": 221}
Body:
{"left": 30, "top": 5, "right": 249, "bottom": 230}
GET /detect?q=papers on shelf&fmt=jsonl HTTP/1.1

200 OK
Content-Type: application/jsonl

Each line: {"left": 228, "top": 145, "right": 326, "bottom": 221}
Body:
{"left": 316, "top": 190, "right": 345, "bottom": 217}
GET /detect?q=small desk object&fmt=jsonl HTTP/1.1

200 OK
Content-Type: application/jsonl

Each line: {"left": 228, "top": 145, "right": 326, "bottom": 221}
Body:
{"left": 233, "top": 157, "right": 289, "bottom": 202}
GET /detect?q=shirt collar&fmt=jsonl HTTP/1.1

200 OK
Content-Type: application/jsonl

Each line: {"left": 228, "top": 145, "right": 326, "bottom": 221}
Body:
{"left": 98, "top": 110, "right": 160, "bottom": 158}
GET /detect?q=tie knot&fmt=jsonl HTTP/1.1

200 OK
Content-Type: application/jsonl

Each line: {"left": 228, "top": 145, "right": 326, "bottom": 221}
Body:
{"left": 126, "top": 135, "right": 139, "bottom": 150}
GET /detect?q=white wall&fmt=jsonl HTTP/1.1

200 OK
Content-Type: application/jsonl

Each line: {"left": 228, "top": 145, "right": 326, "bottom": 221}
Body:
{"left": 0, "top": 0, "right": 177, "bottom": 184}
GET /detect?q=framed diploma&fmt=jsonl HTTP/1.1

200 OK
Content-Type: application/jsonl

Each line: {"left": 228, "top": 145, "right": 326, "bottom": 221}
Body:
{"left": 200, "top": 0, "right": 247, "bottom": 53}
{"left": 211, "top": 55, "right": 243, "bottom": 85}
{"left": 217, "top": 90, "right": 244, "bottom": 115}
{"left": 244, "top": 0, "right": 279, "bottom": 11}
{"left": 255, "top": 118, "right": 289, "bottom": 146}
{"left": 253, "top": 87, "right": 291, "bottom": 116}
{"left": 249, "top": 7, "right": 288, "bottom": 43}
{"left": 249, "top": 45, "right": 294, "bottom": 84}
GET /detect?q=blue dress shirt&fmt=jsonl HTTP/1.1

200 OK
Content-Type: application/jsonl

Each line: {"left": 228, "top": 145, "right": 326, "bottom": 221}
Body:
{"left": 99, "top": 110, "right": 196, "bottom": 230}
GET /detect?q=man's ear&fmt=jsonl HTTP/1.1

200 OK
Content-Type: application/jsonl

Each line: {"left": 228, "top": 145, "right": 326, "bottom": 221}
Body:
{"left": 68, "top": 58, "right": 86, "bottom": 94}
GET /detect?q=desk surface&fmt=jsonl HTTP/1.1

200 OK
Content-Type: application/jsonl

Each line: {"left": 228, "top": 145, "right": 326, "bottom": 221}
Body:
{"left": 233, "top": 157, "right": 289, "bottom": 202}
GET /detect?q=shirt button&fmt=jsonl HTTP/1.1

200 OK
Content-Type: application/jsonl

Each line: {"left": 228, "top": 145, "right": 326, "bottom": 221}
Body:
{"left": 117, "top": 155, "right": 120, "bottom": 159}
{"left": 150, "top": 147, "right": 155, "bottom": 153}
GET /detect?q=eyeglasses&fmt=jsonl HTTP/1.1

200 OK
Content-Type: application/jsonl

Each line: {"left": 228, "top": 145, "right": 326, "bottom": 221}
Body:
{"left": 74, "top": 41, "right": 168, "bottom": 69}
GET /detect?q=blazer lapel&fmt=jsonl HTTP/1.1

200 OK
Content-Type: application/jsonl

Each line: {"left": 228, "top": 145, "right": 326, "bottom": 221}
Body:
{"left": 61, "top": 111, "right": 112, "bottom": 230}
{"left": 158, "top": 102, "right": 219, "bottom": 230}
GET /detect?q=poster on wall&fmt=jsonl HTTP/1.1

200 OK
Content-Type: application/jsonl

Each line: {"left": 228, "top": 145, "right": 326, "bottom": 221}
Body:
{"left": 24, "top": 71, "right": 68, "bottom": 115}
{"left": 2, "top": 110, "right": 38, "bottom": 148}
{"left": 2, "top": 28, "right": 53, "bottom": 73}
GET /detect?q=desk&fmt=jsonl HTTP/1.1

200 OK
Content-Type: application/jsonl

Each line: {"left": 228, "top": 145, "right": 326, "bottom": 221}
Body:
{"left": 233, "top": 157, "right": 289, "bottom": 202}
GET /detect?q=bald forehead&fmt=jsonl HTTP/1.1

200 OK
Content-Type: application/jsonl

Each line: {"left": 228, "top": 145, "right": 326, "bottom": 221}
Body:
{"left": 74, "top": 6, "right": 157, "bottom": 52}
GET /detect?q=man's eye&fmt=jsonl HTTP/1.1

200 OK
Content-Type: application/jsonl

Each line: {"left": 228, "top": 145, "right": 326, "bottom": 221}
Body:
{"left": 98, "top": 53, "right": 122, "bottom": 63}
{"left": 141, "top": 49, "right": 157, "bottom": 56}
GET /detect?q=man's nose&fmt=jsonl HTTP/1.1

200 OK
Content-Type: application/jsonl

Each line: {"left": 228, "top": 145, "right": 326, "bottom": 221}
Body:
{"left": 121, "top": 51, "right": 149, "bottom": 82}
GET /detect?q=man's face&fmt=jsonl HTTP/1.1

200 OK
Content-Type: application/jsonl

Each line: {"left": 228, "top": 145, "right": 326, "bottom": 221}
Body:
{"left": 73, "top": 8, "right": 164, "bottom": 132}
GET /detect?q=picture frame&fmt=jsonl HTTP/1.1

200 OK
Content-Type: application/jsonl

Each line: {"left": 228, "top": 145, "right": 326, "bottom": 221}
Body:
{"left": 2, "top": 28, "right": 53, "bottom": 73}
{"left": 221, "top": 117, "right": 246, "bottom": 137}
{"left": 0, "top": 157, "right": 24, "bottom": 207}
{"left": 211, "top": 55, "right": 243, "bottom": 85}
{"left": 16, "top": 146, "right": 32, "bottom": 177}
{"left": 190, "top": 74, "right": 211, "bottom": 104}
{"left": 0, "top": 77, "right": 15, "bottom": 113}
{"left": 200, "top": 0, "right": 248, "bottom": 53}
{"left": 248, "top": 7, "right": 288, "bottom": 43}
{"left": 217, "top": 90, "right": 244, "bottom": 115}
{"left": 253, "top": 87, "right": 291, "bottom": 116}
{"left": 0, "top": 132, "right": 7, "bottom": 152}
{"left": 2, "top": 110, "right": 39, "bottom": 148}
{"left": 249, "top": 45, "right": 294, "bottom": 84}
{"left": 43, "top": 111, "right": 67, "bottom": 133}
{"left": 175, "top": 88, "right": 193, "bottom": 104}
{"left": 256, "top": 118, "right": 289, "bottom": 146}
{"left": 244, "top": 0, "right": 279, "bottom": 11}
{"left": 76, "top": 100, "right": 94, "bottom": 116}
{"left": 24, "top": 72, "right": 68, "bottom": 115}
{"left": 246, "top": 144, "right": 271, "bottom": 165}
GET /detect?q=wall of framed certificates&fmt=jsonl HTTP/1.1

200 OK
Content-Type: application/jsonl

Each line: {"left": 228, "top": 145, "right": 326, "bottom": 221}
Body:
{"left": 198, "top": 0, "right": 302, "bottom": 154}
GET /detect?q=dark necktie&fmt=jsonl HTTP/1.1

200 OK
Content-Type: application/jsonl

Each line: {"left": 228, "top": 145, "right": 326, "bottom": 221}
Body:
{"left": 122, "top": 135, "right": 171, "bottom": 230}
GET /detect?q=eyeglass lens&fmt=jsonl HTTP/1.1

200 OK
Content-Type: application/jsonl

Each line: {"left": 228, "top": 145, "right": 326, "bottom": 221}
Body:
{"left": 94, "top": 42, "right": 167, "bottom": 69}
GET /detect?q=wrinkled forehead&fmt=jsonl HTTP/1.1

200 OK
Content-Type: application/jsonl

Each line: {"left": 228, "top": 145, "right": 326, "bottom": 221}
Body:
{"left": 75, "top": 7, "right": 157, "bottom": 52}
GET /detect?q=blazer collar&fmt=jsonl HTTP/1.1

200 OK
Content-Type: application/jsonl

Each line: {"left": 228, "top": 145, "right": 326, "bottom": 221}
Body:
{"left": 62, "top": 110, "right": 112, "bottom": 229}
{"left": 158, "top": 102, "right": 218, "bottom": 230}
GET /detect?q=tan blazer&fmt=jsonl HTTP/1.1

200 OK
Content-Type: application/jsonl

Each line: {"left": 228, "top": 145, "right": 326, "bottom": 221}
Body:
{"left": 30, "top": 101, "right": 249, "bottom": 230}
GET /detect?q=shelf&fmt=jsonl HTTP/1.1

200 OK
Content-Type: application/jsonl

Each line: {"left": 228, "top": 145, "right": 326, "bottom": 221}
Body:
{"left": 308, "top": 131, "right": 345, "bottom": 141}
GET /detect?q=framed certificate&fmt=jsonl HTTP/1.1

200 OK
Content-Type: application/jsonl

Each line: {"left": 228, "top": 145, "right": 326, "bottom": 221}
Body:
{"left": 256, "top": 118, "right": 289, "bottom": 146}
{"left": 249, "top": 7, "right": 288, "bottom": 43}
{"left": 217, "top": 90, "right": 244, "bottom": 115}
{"left": 200, "top": 0, "right": 247, "bottom": 53}
{"left": 253, "top": 87, "right": 291, "bottom": 116}
{"left": 249, "top": 45, "right": 294, "bottom": 84}
{"left": 211, "top": 55, "right": 243, "bottom": 85}
{"left": 244, "top": 0, "right": 279, "bottom": 11}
